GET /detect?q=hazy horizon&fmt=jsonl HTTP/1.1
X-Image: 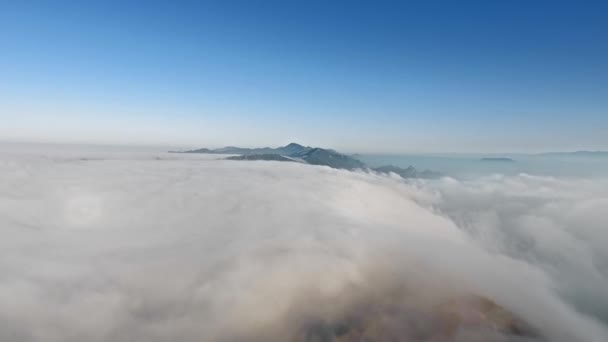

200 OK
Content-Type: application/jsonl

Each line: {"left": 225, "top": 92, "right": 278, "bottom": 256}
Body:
{"left": 2, "top": 139, "right": 608, "bottom": 156}
{"left": 3, "top": 141, "right": 608, "bottom": 181}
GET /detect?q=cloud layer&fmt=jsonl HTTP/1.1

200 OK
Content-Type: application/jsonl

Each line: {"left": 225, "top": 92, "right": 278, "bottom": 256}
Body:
{"left": 1, "top": 150, "right": 607, "bottom": 341}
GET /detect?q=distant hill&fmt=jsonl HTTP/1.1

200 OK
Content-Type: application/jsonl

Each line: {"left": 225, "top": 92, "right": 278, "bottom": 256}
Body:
{"left": 180, "top": 142, "right": 311, "bottom": 156}
{"left": 539, "top": 151, "right": 608, "bottom": 157}
{"left": 372, "top": 165, "right": 441, "bottom": 179}
{"left": 173, "top": 143, "right": 441, "bottom": 178}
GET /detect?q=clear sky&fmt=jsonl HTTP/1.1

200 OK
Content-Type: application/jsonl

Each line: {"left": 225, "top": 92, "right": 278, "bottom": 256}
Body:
{"left": 1, "top": 0, "right": 607, "bottom": 153}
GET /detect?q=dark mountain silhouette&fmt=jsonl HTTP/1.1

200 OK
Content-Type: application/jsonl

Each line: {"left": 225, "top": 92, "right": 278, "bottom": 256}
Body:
{"left": 172, "top": 143, "right": 441, "bottom": 178}
{"left": 181, "top": 142, "right": 311, "bottom": 156}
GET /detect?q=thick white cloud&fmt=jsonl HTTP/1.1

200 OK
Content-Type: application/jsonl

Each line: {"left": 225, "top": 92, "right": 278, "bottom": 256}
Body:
{"left": 1, "top": 149, "right": 607, "bottom": 341}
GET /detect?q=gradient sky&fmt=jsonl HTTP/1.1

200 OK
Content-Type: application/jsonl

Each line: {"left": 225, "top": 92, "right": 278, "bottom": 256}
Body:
{"left": 1, "top": 0, "right": 607, "bottom": 153}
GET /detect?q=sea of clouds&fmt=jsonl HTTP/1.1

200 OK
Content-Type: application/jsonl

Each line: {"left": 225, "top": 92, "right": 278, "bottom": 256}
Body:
{"left": 0, "top": 147, "right": 607, "bottom": 341}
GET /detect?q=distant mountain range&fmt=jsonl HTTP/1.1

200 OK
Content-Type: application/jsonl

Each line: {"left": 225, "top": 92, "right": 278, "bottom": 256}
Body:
{"left": 172, "top": 143, "right": 441, "bottom": 179}
{"left": 538, "top": 151, "right": 608, "bottom": 157}
{"left": 373, "top": 165, "right": 442, "bottom": 179}
{"left": 184, "top": 142, "right": 309, "bottom": 156}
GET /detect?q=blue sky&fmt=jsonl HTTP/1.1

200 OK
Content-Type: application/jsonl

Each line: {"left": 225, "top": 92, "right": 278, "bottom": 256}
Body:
{"left": 1, "top": 0, "right": 607, "bottom": 153}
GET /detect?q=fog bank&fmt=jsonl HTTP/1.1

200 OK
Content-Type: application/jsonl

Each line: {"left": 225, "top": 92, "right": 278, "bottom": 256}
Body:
{"left": 1, "top": 150, "right": 607, "bottom": 341}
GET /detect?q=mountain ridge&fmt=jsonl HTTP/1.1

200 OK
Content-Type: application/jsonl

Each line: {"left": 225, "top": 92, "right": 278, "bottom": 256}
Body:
{"left": 172, "top": 143, "right": 441, "bottom": 178}
{"left": 537, "top": 150, "right": 608, "bottom": 157}
{"left": 180, "top": 142, "right": 312, "bottom": 156}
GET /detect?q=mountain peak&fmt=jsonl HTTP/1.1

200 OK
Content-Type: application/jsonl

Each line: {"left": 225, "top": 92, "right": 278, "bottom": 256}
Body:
{"left": 285, "top": 142, "right": 304, "bottom": 148}
{"left": 281, "top": 143, "right": 310, "bottom": 155}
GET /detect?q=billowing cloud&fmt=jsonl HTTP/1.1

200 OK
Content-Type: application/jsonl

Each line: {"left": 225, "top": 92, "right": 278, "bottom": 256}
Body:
{"left": 0, "top": 150, "right": 607, "bottom": 341}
